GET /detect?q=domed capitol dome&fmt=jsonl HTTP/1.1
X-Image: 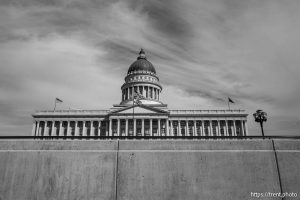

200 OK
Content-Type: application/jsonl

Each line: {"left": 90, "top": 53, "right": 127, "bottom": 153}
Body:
{"left": 120, "top": 49, "right": 163, "bottom": 105}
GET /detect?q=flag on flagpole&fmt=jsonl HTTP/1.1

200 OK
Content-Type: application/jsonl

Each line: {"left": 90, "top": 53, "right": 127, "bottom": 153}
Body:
{"left": 55, "top": 98, "right": 63, "bottom": 103}
{"left": 54, "top": 97, "right": 63, "bottom": 111}
{"left": 227, "top": 97, "right": 234, "bottom": 110}
{"left": 134, "top": 89, "right": 145, "bottom": 100}
{"left": 133, "top": 89, "right": 145, "bottom": 105}
{"left": 228, "top": 97, "right": 234, "bottom": 103}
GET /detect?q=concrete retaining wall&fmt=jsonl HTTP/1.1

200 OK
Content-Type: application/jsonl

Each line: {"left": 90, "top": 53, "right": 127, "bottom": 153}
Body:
{"left": 0, "top": 140, "right": 299, "bottom": 200}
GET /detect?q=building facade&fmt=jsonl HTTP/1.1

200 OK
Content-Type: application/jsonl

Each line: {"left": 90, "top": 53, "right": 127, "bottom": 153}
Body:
{"left": 32, "top": 49, "right": 248, "bottom": 138}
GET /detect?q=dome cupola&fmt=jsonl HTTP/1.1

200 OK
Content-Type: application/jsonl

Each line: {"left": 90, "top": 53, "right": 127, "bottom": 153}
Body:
{"left": 127, "top": 49, "right": 156, "bottom": 75}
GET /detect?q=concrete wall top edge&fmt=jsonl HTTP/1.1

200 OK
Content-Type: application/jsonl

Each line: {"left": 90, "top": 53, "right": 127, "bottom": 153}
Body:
{"left": 118, "top": 139, "right": 273, "bottom": 150}
{"left": 3, "top": 139, "right": 298, "bottom": 151}
{"left": 273, "top": 139, "right": 300, "bottom": 150}
{"left": 0, "top": 140, "right": 117, "bottom": 150}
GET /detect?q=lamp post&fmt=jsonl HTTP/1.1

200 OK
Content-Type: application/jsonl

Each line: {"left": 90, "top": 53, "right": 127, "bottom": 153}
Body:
{"left": 253, "top": 110, "right": 267, "bottom": 138}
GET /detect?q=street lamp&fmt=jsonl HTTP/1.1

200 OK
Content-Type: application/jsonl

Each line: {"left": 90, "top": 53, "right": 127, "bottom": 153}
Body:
{"left": 253, "top": 110, "right": 267, "bottom": 138}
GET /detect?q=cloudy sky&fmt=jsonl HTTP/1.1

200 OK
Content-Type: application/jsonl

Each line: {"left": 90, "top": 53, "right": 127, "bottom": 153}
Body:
{"left": 0, "top": 0, "right": 300, "bottom": 136}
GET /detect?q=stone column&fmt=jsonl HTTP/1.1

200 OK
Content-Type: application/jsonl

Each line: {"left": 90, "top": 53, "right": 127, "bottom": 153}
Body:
{"left": 83, "top": 121, "right": 87, "bottom": 136}
{"left": 142, "top": 119, "right": 145, "bottom": 136}
{"left": 125, "top": 119, "right": 128, "bottom": 136}
{"left": 186, "top": 120, "right": 188, "bottom": 136}
{"left": 244, "top": 120, "right": 248, "bottom": 136}
{"left": 44, "top": 121, "right": 48, "bottom": 136}
{"left": 129, "top": 87, "right": 132, "bottom": 99}
{"left": 200, "top": 120, "right": 205, "bottom": 136}
{"left": 217, "top": 120, "right": 221, "bottom": 137}
{"left": 152, "top": 87, "right": 154, "bottom": 99}
{"left": 193, "top": 120, "right": 197, "bottom": 136}
{"left": 148, "top": 86, "right": 151, "bottom": 98}
{"left": 104, "top": 121, "right": 107, "bottom": 136}
{"left": 225, "top": 120, "right": 228, "bottom": 136}
{"left": 98, "top": 121, "right": 101, "bottom": 136}
{"left": 201, "top": 121, "right": 204, "bottom": 136}
{"left": 178, "top": 120, "right": 181, "bottom": 136}
{"left": 150, "top": 119, "right": 153, "bottom": 136}
{"left": 75, "top": 121, "right": 78, "bottom": 136}
{"left": 170, "top": 120, "right": 173, "bottom": 136}
{"left": 90, "top": 121, "right": 94, "bottom": 137}
{"left": 117, "top": 119, "right": 120, "bottom": 136}
{"left": 126, "top": 88, "right": 129, "bottom": 100}
{"left": 59, "top": 121, "right": 63, "bottom": 136}
{"left": 36, "top": 121, "right": 40, "bottom": 136}
{"left": 109, "top": 119, "right": 112, "bottom": 137}
{"left": 166, "top": 119, "right": 169, "bottom": 136}
{"left": 158, "top": 119, "right": 161, "bottom": 136}
{"left": 67, "top": 121, "right": 71, "bottom": 136}
{"left": 51, "top": 121, "right": 55, "bottom": 136}
{"left": 230, "top": 121, "right": 233, "bottom": 136}
{"left": 31, "top": 121, "right": 36, "bottom": 136}
{"left": 133, "top": 118, "right": 136, "bottom": 136}
{"left": 209, "top": 120, "right": 213, "bottom": 136}
{"left": 128, "top": 87, "right": 131, "bottom": 99}
{"left": 241, "top": 120, "right": 245, "bottom": 136}
{"left": 233, "top": 120, "right": 237, "bottom": 136}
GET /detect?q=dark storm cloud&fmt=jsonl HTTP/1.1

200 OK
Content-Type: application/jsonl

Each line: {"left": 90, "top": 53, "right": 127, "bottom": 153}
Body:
{"left": 132, "top": 0, "right": 194, "bottom": 41}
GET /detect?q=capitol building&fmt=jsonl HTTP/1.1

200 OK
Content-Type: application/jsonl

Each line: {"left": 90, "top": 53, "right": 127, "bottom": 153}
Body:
{"left": 32, "top": 49, "right": 248, "bottom": 138}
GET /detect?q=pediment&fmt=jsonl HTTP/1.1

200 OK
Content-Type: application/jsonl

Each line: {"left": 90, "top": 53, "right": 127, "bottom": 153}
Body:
{"left": 111, "top": 105, "right": 168, "bottom": 115}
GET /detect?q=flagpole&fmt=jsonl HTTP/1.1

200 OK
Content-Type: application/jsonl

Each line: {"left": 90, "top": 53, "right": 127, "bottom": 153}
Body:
{"left": 228, "top": 100, "right": 230, "bottom": 110}
{"left": 54, "top": 99, "right": 57, "bottom": 111}
{"left": 132, "top": 84, "right": 135, "bottom": 137}
{"left": 54, "top": 98, "right": 63, "bottom": 111}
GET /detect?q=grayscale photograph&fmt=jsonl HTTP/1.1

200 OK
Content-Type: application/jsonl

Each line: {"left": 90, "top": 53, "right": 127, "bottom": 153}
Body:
{"left": 0, "top": 0, "right": 299, "bottom": 199}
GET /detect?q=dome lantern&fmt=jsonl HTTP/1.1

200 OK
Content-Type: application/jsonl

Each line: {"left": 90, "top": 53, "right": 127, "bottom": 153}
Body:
{"left": 137, "top": 48, "right": 147, "bottom": 60}
{"left": 127, "top": 49, "right": 156, "bottom": 75}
